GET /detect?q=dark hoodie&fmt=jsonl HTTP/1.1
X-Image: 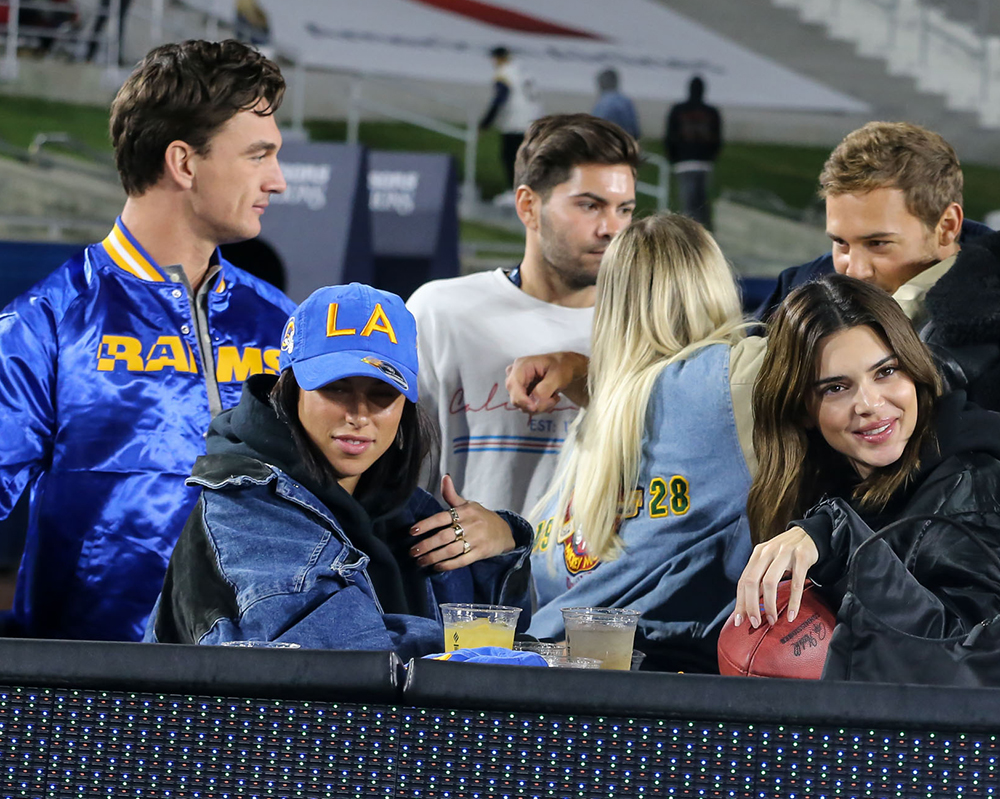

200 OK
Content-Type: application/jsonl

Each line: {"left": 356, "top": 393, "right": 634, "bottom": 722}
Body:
{"left": 664, "top": 76, "right": 722, "bottom": 164}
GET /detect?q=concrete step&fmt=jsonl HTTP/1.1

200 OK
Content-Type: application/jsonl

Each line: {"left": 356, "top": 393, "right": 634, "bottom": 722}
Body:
{"left": 0, "top": 156, "right": 121, "bottom": 242}
{"left": 657, "top": 0, "right": 1000, "bottom": 164}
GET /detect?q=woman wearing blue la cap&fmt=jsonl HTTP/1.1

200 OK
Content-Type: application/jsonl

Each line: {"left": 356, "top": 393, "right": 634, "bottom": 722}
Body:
{"left": 145, "top": 283, "right": 532, "bottom": 659}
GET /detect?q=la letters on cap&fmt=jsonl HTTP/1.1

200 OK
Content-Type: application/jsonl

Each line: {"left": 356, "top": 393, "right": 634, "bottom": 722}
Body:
{"left": 326, "top": 302, "right": 398, "bottom": 344}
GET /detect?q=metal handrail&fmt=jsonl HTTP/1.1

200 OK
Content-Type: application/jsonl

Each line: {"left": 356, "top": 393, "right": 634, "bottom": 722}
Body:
{"left": 636, "top": 152, "right": 670, "bottom": 212}
{"left": 28, "top": 132, "right": 115, "bottom": 167}
{"left": 345, "top": 78, "right": 480, "bottom": 216}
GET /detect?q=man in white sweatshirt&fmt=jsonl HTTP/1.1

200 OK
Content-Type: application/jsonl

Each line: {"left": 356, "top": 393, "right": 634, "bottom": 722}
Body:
{"left": 407, "top": 114, "right": 640, "bottom": 519}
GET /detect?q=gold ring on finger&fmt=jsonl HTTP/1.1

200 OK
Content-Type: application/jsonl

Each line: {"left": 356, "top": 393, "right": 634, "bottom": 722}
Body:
{"left": 448, "top": 507, "right": 460, "bottom": 525}
{"left": 453, "top": 523, "right": 465, "bottom": 541}
{"left": 462, "top": 539, "right": 471, "bottom": 555}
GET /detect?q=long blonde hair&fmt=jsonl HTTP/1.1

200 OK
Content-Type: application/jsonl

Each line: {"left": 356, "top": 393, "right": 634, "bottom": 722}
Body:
{"left": 533, "top": 214, "right": 746, "bottom": 561}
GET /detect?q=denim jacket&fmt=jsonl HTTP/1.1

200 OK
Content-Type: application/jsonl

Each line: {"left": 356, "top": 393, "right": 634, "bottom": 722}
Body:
{"left": 528, "top": 344, "right": 753, "bottom": 670}
{"left": 145, "top": 453, "right": 533, "bottom": 661}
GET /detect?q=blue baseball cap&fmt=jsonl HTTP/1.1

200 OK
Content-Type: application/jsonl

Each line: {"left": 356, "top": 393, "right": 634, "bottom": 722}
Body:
{"left": 278, "top": 283, "right": 419, "bottom": 402}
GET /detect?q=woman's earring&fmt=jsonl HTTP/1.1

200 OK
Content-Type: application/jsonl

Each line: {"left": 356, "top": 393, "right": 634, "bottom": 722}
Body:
{"left": 396, "top": 426, "right": 405, "bottom": 450}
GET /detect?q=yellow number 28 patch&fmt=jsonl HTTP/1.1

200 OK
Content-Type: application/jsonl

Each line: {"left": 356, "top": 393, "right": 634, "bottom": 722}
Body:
{"left": 648, "top": 475, "right": 690, "bottom": 517}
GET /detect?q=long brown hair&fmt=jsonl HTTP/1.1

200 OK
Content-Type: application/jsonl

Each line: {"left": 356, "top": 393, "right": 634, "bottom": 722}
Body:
{"left": 747, "top": 275, "right": 942, "bottom": 544}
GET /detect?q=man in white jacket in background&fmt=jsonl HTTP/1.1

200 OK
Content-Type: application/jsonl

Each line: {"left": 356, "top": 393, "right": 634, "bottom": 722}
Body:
{"left": 478, "top": 45, "right": 544, "bottom": 206}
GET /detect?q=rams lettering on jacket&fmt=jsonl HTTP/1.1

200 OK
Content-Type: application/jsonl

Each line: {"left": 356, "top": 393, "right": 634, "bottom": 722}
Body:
{"left": 97, "top": 335, "right": 280, "bottom": 380}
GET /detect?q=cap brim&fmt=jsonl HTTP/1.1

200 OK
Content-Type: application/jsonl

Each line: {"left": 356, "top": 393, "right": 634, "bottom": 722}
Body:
{"left": 291, "top": 350, "right": 418, "bottom": 402}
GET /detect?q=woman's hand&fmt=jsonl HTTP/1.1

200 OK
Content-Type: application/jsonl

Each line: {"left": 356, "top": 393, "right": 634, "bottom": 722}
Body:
{"left": 408, "top": 475, "right": 516, "bottom": 570}
{"left": 734, "top": 526, "right": 819, "bottom": 628}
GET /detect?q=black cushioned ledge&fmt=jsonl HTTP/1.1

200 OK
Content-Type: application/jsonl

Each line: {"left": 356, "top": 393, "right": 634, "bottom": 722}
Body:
{"left": 0, "top": 639, "right": 401, "bottom": 702}
{"left": 403, "top": 658, "right": 1000, "bottom": 731}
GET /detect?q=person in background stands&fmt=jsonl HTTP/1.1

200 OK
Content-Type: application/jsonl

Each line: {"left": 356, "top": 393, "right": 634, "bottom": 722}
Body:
{"left": 479, "top": 45, "right": 544, "bottom": 206}
{"left": 86, "top": 0, "right": 134, "bottom": 64}
{"left": 0, "top": 39, "right": 296, "bottom": 641}
{"left": 591, "top": 68, "right": 640, "bottom": 141}
{"left": 665, "top": 75, "right": 722, "bottom": 229}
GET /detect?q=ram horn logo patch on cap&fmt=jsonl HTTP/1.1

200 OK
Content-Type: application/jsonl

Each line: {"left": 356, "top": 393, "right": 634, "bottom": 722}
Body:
{"left": 281, "top": 318, "right": 295, "bottom": 353}
{"left": 362, "top": 356, "right": 409, "bottom": 392}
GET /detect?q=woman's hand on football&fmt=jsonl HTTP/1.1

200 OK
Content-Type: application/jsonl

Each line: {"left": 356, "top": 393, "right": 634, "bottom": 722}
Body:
{"left": 734, "top": 526, "right": 819, "bottom": 628}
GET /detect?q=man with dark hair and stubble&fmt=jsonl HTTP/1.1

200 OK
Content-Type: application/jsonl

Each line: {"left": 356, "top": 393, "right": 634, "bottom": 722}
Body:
{"left": 407, "top": 113, "right": 640, "bottom": 519}
{"left": 0, "top": 39, "right": 296, "bottom": 641}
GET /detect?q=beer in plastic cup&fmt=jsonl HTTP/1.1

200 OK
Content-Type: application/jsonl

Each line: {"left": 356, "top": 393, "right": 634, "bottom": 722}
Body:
{"left": 561, "top": 607, "right": 640, "bottom": 670}
{"left": 440, "top": 603, "right": 521, "bottom": 650}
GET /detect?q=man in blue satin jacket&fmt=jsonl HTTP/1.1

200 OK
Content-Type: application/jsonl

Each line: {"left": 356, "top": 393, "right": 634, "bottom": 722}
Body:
{"left": 0, "top": 39, "right": 296, "bottom": 641}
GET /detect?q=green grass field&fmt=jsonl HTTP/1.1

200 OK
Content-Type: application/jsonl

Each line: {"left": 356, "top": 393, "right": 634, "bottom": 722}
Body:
{"left": 0, "top": 95, "right": 113, "bottom": 155}
{"left": 5, "top": 93, "right": 1000, "bottom": 225}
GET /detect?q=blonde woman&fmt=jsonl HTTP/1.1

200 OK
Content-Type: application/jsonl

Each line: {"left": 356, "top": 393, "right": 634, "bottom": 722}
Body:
{"left": 525, "top": 214, "right": 765, "bottom": 673}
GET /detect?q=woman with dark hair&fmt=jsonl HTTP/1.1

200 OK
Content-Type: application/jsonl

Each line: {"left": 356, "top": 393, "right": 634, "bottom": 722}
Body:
{"left": 146, "top": 284, "right": 532, "bottom": 658}
{"left": 734, "top": 274, "right": 1000, "bottom": 647}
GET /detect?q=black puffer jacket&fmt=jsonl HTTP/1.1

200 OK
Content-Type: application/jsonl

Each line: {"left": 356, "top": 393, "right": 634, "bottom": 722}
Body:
{"left": 798, "top": 391, "right": 1000, "bottom": 639}
{"left": 921, "top": 230, "right": 1000, "bottom": 412}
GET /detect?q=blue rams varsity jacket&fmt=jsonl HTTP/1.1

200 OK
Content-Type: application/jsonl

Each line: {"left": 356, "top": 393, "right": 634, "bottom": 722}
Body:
{"left": 0, "top": 219, "right": 295, "bottom": 641}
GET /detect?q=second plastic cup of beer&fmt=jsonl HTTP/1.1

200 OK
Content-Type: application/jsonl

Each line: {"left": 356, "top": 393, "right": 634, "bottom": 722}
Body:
{"left": 439, "top": 603, "right": 521, "bottom": 650}
{"left": 561, "top": 607, "right": 640, "bottom": 670}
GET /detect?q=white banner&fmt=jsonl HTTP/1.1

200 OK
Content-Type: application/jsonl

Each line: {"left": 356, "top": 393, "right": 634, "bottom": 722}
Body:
{"left": 258, "top": 0, "right": 867, "bottom": 113}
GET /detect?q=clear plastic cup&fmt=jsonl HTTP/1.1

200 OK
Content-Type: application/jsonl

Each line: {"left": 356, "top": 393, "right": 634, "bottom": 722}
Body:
{"left": 548, "top": 653, "right": 604, "bottom": 669}
{"left": 513, "top": 640, "right": 567, "bottom": 664}
{"left": 440, "top": 603, "right": 522, "bottom": 651}
{"left": 630, "top": 649, "right": 647, "bottom": 671}
{"left": 561, "top": 607, "right": 640, "bottom": 670}
{"left": 220, "top": 640, "right": 301, "bottom": 648}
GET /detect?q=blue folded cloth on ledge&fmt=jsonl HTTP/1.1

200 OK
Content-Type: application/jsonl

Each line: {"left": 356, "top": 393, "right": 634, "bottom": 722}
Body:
{"left": 424, "top": 647, "right": 548, "bottom": 667}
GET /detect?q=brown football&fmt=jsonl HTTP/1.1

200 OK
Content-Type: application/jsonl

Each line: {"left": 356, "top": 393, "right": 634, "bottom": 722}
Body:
{"left": 718, "top": 580, "right": 836, "bottom": 679}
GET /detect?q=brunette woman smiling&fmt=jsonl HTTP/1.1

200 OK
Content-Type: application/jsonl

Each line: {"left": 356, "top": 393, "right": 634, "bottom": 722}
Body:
{"left": 734, "top": 276, "right": 1000, "bottom": 671}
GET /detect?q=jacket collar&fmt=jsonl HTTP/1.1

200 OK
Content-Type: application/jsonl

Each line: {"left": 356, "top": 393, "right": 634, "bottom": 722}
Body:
{"left": 188, "top": 453, "right": 352, "bottom": 538}
{"left": 101, "top": 217, "right": 229, "bottom": 294}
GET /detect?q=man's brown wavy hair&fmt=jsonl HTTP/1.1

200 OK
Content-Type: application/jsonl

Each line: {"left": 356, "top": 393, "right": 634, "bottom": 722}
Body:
{"left": 111, "top": 39, "right": 285, "bottom": 196}
{"left": 818, "top": 121, "right": 962, "bottom": 229}
{"left": 513, "top": 113, "right": 641, "bottom": 197}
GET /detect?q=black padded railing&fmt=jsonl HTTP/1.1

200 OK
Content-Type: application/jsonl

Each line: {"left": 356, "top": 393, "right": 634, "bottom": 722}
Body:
{"left": 0, "top": 638, "right": 997, "bottom": 797}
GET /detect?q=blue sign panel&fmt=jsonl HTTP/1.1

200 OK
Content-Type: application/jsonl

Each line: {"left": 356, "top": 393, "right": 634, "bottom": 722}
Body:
{"left": 368, "top": 151, "right": 459, "bottom": 300}
{"left": 256, "top": 141, "right": 374, "bottom": 303}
